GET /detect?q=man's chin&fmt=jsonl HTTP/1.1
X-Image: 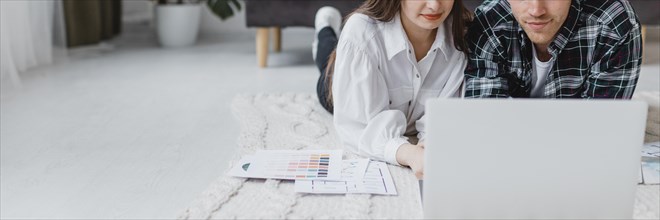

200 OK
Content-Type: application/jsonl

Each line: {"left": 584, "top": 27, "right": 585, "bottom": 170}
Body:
{"left": 525, "top": 33, "right": 552, "bottom": 47}
{"left": 523, "top": 27, "right": 559, "bottom": 47}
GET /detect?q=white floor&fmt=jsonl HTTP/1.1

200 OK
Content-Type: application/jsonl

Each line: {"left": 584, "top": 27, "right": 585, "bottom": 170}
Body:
{"left": 1, "top": 22, "right": 659, "bottom": 219}
{"left": 1, "top": 22, "right": 320, "bottom": 219}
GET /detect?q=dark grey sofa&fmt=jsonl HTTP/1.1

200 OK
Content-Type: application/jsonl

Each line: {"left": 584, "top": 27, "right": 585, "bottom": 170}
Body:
{"left": 246, "top": 0, "right": 362, "bottom": 67}
{"left": 246, "top": 0, "right": 658, "bottom": 68}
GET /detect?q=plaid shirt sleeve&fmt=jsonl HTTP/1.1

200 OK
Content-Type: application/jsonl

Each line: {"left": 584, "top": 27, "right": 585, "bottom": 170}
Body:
{"left": 464, "top": 4, "right": 512, "bottom": 98}
{"left": 583, "top": 20, "right": 642, "bottom": 99}
{"left": 465, "top": 2, "right": 515, "bottom": 98}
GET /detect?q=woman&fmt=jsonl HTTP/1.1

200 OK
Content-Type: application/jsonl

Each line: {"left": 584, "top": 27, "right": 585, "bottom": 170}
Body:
{"left": 313, "top": 0, "right": 471, "bottom": 179}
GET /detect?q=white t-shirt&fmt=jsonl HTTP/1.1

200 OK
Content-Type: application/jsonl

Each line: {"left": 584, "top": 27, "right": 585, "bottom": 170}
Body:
{"left": 530, "top": 45, "right": 553, "bottom": 98}
{"left": 332, "top": 13, "right": 466, "bottom": 165}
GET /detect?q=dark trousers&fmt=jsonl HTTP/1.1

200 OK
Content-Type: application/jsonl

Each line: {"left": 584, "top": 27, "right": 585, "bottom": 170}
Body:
{"left": 315, "top": 27, "right": 338, "bottom": 114}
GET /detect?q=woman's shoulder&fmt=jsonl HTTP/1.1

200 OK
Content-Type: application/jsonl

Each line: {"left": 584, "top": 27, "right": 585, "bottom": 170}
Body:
{"left": 344, "top": 13, "right": 377, "bottom": 28}
{"left": 339, "top": 13, "right": 381, "bottom": 46}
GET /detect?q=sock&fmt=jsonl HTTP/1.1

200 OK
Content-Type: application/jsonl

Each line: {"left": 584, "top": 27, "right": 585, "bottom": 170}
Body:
{"left": 313, "top": 6, "right": 341, "bottom": 61}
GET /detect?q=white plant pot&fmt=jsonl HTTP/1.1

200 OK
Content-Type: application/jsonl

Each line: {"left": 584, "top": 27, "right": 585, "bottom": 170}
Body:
{"left": 156, "top": 4, "right": 202, "bottom": 48}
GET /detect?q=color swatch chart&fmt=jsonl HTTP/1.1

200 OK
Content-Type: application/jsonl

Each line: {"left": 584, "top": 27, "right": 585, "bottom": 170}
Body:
{"left": 250, "top": 150, "right": 342, "bottom": 180}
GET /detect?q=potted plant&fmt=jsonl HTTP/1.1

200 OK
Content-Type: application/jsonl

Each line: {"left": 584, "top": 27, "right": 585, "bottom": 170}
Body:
{"left": 154, "top": 0, "right": 242, "bottom": 47}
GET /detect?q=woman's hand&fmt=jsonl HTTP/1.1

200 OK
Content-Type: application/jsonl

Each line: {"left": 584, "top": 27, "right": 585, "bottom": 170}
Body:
{"left": 396, "top": 143, "right": 425, "bottom": 180}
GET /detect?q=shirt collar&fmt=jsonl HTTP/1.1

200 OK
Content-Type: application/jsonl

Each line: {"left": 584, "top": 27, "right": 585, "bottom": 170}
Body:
{"left": 433, "top": 18, "right": 450, "bottom": 61}
{"left": 381, "top": 13, "right": 407, "bottom": 60}
{"left": 548, "top": 0, "right": 581, "bottom": 56}
{"left": 380, "top": 13, "right": 449, "bottom": 61}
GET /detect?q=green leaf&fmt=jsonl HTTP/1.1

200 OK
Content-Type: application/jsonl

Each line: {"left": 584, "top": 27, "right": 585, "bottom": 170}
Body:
{"left": 207, "top": 0, "right": 243, "bottom": 20}
{"left": 231, "top": 0, "right": 241, "bottom": 10}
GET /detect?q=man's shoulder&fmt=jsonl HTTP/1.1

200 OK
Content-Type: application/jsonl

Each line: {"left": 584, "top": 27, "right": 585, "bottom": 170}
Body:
{"left": 468, "top": 0, "right": 516, "bottom": 49}
{"left": 472, "top": 0, "right": 515, "bottom": 28}
{"left": 470, "top": 0, "right": 517, "bottom": 39}
{"left": 579, "top": 0, "right": 639, "bottom": 38}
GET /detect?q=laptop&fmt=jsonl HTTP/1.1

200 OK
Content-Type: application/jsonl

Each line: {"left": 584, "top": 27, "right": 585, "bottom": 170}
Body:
{"left": 423, "top": 99, "right": 648, "bottom": 219}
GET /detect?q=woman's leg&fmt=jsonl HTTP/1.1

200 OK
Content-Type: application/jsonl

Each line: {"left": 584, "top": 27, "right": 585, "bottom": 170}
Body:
{"left": 315, "top": 27, "right": 337, "bottom": 113}
{"left": 315, "top": 27, "right": 338, "bottom": 74}
{"left": 313, "top": 7, "right": 341, "bottom": 113}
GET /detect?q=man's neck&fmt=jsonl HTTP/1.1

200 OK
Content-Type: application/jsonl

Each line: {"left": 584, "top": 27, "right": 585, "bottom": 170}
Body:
{"left": 533, "top": 43, "right": 552, "bottom": 62}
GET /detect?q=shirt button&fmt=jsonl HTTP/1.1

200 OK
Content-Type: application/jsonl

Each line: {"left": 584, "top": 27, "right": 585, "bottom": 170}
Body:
{"left": 408, "top": 50, "right": 411, "bottom": 54}
{"left": 433, "top": 49, "right": 437, "bottom": 52}
{"left": 416, "top": 74, "right": 420, "bottom": 78}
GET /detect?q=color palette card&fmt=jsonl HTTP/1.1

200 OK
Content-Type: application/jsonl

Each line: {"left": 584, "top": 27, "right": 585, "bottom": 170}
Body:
{"left": 227, "top": 155, "right": 257, "bottom": 178}
{"left": 247, "top": 150, "right": 343, "bottom": 180}
{"left": 295, "top": 160, "right": 397, "bottom": 195}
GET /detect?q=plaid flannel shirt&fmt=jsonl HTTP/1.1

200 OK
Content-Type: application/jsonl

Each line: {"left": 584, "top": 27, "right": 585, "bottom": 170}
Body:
{"left": 465, "top": 0, "right": 642, "bottom": 98}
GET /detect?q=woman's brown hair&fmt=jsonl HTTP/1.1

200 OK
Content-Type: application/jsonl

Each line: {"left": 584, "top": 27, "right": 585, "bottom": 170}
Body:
{"left": 323, "top": 0, "right": 473, "bottom": 111}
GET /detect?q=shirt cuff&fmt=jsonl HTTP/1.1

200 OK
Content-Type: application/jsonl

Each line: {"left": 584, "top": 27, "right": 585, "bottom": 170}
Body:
{"left": 384, "top": 137, "right": 410, "bottom": 166}
{"left": 417, "top": 132, "right": 426, "bottom": 145}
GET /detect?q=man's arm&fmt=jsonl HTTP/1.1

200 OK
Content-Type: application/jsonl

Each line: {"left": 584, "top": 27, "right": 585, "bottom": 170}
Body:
{"left": 583, "top": 19, "right": 642, "bottom": 99}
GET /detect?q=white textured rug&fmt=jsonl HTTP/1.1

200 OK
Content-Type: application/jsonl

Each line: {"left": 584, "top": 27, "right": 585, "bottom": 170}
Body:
{"left": 178, "top": 93, "right": 422, "bottom": 219}
{"left": 178, "top": 93, "right": 659, "bottom": 219}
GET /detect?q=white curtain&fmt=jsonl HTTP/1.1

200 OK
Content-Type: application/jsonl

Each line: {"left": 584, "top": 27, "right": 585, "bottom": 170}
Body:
{"left": 0, "top": 0, "right": 66, "bottom": 86}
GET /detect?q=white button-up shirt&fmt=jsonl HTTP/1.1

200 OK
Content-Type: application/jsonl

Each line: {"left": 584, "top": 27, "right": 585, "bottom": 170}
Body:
{"left": 332, "top": 13, "right": 467, "bottom": 165}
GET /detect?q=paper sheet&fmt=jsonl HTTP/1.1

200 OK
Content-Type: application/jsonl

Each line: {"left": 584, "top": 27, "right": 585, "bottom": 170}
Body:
{"left": 295, "top": 161, "right": 397, "bottom": 195}
{"left": 640, "top": 158, "right": 660, "bottom": 184}
{"left": 227, "top": 155, "right": 257, "bottom": 178}
{"left": 293, "top": 159, "right": 368, "bottom": 194}
{"left": 340, "top": 159, "right": 370, "bottom": 181}
{"left": 641, "top": 141, "right": 660, "bottom": 158}
{"left": 639, "top": 142, "right": 660, "bottom": 184}
{"left": 228, "top": 150, "right": 343, "bottom": 180}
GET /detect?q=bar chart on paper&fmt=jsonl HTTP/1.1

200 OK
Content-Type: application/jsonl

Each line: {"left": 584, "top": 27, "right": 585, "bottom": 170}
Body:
{"left": 361, "top": 161, "right": 397, "bottom": 194}
{"left": 295, "top": 160, "right": 398, "bottom": 195}
{"left": 250, "top": 150, "right": 343, "bottom": 180}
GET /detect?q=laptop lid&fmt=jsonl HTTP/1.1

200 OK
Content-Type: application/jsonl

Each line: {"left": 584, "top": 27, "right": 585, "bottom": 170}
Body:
{"left": 423, "top": 99, "right": 647, "bottom": 219}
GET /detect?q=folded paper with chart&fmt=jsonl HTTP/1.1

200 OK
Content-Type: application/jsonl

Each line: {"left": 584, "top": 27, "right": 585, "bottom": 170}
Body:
{"left": 639, "top": 141, "right": 660, "bottom": 185}
{"left": 295, "top": 159, "right": 397, "bottom": 195}
{"left": 227, "top": 150, "right": 397, "bottom": 195}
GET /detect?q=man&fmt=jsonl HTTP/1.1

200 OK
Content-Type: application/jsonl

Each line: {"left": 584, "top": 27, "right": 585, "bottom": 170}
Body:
{"left": 464, "top": 0, "right": 642, "bottom": 98}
